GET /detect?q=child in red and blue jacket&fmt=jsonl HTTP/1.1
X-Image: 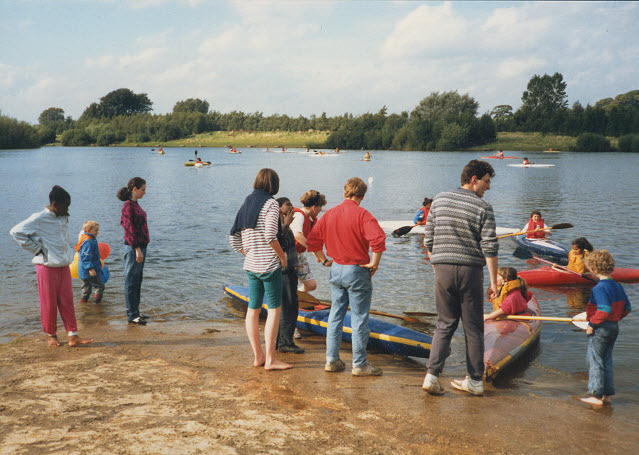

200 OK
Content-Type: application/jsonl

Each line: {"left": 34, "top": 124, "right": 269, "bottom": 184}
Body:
{"left": 75, "top": 220, "right": 105, "bottom": 304}
{"left": 580, "top": 250, "right": 631, "bottom": 406}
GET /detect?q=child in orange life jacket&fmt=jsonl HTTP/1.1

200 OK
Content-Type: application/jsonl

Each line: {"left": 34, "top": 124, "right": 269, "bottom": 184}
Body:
{"left": 484, "top": 267, "right": 532, "bottom": 321}
{"left": 522, "top": 157, "right": 531, "bottom": 165}
{"left": 412, "top": 197, "right": 433, "bottom": 225}
{"left": 522, "top": 210, "right": 550, "bottom": 239}
{"left": 568, "top": 237, "right": 594, "bottom": 274}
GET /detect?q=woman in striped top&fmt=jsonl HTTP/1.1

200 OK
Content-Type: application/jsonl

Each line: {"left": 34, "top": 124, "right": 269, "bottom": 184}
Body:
{"left": 230, "top": 169, "right": 292, "bottom": 370}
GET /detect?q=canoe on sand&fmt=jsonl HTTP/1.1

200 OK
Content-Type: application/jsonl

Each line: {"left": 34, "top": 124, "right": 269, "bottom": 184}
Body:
{"left": 223, "top": 285, "right": 432, "bottom": 358}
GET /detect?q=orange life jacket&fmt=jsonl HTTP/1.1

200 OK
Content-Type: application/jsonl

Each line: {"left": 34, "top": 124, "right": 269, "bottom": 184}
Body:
{"left": 526, "top": 218, "right": 546, "bottom": 239}
{"left": 416, "top": 207, "right": 430, "bottom": 225}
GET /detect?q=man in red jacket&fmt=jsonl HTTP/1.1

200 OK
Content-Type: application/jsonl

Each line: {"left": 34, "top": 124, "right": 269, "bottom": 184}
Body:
{"left": 306, "top": 177, "right": 386, "bottom": 376}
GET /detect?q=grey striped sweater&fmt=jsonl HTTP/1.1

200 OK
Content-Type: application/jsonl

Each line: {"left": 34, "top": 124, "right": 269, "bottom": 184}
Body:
{"left": 423, "top": 187, "right": 498, "bottom": 267}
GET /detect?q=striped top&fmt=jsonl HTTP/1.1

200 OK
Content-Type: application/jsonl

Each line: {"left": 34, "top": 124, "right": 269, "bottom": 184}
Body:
{"left": 229, "top": 198, "right": 281, "bottom": 273}
{"left": 423, "top": 187, "right": 498, "bottom": 267}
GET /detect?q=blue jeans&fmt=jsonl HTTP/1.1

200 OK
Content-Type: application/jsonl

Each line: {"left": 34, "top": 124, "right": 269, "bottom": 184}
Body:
{"left": 124, "top": 245, "right": 146, "bottom": 321}
{"left": 327, "top": 263, "right": 372, "bottom": 368}
{"left": 587, "top": 321, "right": 619, "bottom": 398}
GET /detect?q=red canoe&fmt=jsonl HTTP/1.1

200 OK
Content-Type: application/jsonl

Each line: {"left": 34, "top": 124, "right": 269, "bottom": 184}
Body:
{"left": 484, "top": 295, "right": 541, "bottom": 381}
{"left": 518, "top": 266, "right": 639, "bottom": 287}
{"left": 481, "top": 155, "right": 519, "bottom": 159}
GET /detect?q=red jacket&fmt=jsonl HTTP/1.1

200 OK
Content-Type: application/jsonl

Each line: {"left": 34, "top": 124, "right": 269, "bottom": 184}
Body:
{"left": 306, "top": 199, "right": 386, "bottom": 265}
{"left": 526, "top": 218, "right": 546, "bottom": 239}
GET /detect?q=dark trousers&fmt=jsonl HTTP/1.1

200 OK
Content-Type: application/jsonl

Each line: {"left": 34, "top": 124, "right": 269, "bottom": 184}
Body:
{"left": 277, "top": 271, "right": 299, "bottom": 349}
{"left": 80, "top": 275, "right": 105, "bottom": 302}
{"left": 427, "top": 264, "right": 485, "bottom": 381}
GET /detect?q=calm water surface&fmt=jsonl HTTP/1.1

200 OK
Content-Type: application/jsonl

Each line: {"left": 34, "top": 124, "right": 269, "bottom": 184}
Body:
{"left": 1, "top": 147, "right": 637, "bottom": 408}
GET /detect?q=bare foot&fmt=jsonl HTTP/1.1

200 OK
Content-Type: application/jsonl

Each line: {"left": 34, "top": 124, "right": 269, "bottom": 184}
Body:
{"left": 68, "top": 335, "right": 94, "bottom": 347}
{"left": 603, "top": 396, "right": 612, "bottom": 405}
{"left": 580, "top": 396, "right": 604, "bottom": 406}
{"left": 47, "top": 335, "right": 61, "bottom": 347}
{"left": 253, "top": 356, "right": 266, "bottom": 367}
{"left": 264, "top": 360, "right": 293, "bottom": 371}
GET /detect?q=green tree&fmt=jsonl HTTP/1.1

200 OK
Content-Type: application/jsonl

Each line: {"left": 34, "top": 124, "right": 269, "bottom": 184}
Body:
{"left": 38, "top": 107, "right": 65, "bottom": 127}
{"left": 172, "top": 98, "right": 210, "bottom": 114}
{"left": 412, "top": 91, "right": 479, "bottom": 123}
{"left": 517, "top": 73, "right": 568, "bottom": 132}
{"left": 490, "top": 105, "right": 514, "bottom": 131}
{"left": 80, "top": 88, "right": 152, "bottom": 120}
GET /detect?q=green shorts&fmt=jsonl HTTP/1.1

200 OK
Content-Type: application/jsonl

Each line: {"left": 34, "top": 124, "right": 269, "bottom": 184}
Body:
{"left": 246, "top": 268, "right": 283, "bottom": 310}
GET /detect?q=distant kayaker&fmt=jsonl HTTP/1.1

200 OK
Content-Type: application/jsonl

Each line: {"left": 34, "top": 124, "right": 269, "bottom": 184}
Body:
{"left": 195, "top": 157, "right": 202, "bottom": 164}
{"left": 484, "top": 267, "right": 532, "bottom": 321}
{"left": 412, "top": 197, "right": 433, "bottom": 226}
{"left": 422, "top": 159, "right": 498, "bottom": 397}
{"left": 523, "top": 210, "right": 550, "bottom": 239}
{"left": 229, "top": 168, "right": 291, "bottom": 371}
{"left": 496, "top": 150, "right": 504, "bottom": 158}
{"left": 306, "top": 177, "right": 387, "bottom": 377}
{"left": 363, "top": 152, "right": 371, "bottom": 160}
{"left": 568, "top": 237, "right": 594, "bottom": 274}
{"left": 523, "top": 157, "right": 531, "bottom": 165}
{"left": 580, "top": 249, "right": 632, "bottom": 406}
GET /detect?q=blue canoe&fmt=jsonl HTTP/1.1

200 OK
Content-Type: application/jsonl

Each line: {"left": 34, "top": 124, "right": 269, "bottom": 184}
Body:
{"left": 223, "top": 285, "right": 432, "bottom": 358}
{"left": 513, "top": 235, "right": 569, "bottom": 264}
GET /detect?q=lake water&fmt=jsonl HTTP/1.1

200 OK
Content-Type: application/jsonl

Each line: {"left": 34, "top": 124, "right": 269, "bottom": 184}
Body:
{"left": 1, "top": 147, "right": 637, "bottom": 409}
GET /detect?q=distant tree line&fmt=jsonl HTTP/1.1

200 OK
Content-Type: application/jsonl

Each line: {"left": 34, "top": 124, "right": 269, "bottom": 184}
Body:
{"left": 2, "top": 76, "right": 639, "bottom": 151}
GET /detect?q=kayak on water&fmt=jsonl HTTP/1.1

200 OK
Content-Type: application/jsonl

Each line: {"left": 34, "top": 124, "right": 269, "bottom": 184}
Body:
{"left": 223, "top": 284, "right": 432, "bottom": 358}
{"left": 484, "top": 295, "right": 541, "bottom": 381}
{"left": 512, "top": 235, "right": 569, "bottom": 264}
{"left": 378, "top": 221, "right": 514, "bottom": 238}
{"left": 184, "top": 161, "right": 211, "bottom": 166}
{"left": 481, "top": 155, "right": 520, "bottom": 159}
{"left": 518, "top": 265, "right": 639, "bottom": 287}
{"left": 507, "top": 163, "right": 555, "bottom": 168}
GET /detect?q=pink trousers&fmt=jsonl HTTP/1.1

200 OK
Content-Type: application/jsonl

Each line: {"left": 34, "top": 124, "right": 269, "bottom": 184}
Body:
{"left": 36, "top": 265, "right": 77, "bottom": 335}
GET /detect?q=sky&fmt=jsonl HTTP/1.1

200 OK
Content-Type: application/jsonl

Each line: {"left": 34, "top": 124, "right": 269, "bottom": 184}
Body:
{"left": 1, "top": 0, "right": 638, "bottom": 124}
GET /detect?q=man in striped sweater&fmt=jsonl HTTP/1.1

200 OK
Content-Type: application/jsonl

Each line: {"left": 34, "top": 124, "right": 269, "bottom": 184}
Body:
{"left": 421, "top": 160, "right": 498, "bottom": 396}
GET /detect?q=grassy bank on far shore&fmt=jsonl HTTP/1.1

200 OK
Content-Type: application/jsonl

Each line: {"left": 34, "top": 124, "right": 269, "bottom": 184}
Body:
{"left": 465, "top": 132, "right": 578, "bottom": 152}
{"left": 127, "top": 130, "right": 332, "bottom": 148}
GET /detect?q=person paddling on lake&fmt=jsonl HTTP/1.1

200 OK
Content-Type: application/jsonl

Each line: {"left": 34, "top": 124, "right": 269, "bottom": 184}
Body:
{"left": 413, "top": 197, "right": 433, "bottom": 226}
{"left": 118, "top": 177, "right": 150, "bottom": 326}
{"left": 230, "top": 168, "right": 292, "bottom": 371}
{"left": 522, "top": 210, "right": 550, "bottom": 239}
{"left": 484, "top": 267, "right": 532, "bottom": 321}
{"left": 10, "top": 185, "right": 93, "bottom": 347}
{"left": 495, "top": 150, "right": 504, "bottom": 158}
{"left": 522, "top": 157, "right": 531, "bottom": 165}
{"left": 568, "top": 237, "right": 594, "bottom": 274}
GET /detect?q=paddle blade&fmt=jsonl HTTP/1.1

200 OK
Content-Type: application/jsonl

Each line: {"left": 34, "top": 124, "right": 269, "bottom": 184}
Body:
{"left": 512, "top": 247, "right": 534, "bottom": 260}
{"left": 550, "top": 222, "right": 573, "bottom": 230}
{"left": 572, "top": 311, "right": 588, "bottom": 330}
{"left": 392, "top": 225, "right": 416, "bottom": 237}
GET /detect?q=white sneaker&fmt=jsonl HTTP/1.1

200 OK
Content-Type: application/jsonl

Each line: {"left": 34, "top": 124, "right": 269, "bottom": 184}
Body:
{"left": 422, "top": 373, "right": 444, "bottom": 395}
{"left": 451, "top": 375, "right": 483, "bottom": 396}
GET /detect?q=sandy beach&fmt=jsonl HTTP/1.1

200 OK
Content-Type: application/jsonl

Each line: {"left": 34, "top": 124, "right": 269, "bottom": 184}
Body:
{"left": 1, "top": 319, "right": 638, "bottom": 455}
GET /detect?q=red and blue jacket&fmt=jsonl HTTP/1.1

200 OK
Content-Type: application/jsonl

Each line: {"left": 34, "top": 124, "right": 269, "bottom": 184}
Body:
{"left": 586, "top": 278, "right": 631, "bottom": 328}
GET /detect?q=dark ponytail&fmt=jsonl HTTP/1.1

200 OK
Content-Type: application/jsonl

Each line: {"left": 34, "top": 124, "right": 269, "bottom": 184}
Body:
{"left": 117, "top": 177, "right": 146, "bottom": 201}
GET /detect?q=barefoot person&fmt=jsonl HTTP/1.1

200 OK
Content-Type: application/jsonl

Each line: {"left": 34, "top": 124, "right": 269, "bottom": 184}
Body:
{"left": 230, "top": 168, "right": 292, "bottom": 371}
{"left": 10, "top": 185, "right": 93, "bottom": 347}
{"left": 421, "top": 160, "right": 498, "bottom": 396}
{"left": 306, "top": 177, "right": 386, "bottom": 376}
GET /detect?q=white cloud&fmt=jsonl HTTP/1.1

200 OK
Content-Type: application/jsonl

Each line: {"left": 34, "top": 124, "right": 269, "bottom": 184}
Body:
{"left": 496, "top": 57, "right": 546, "bottom": 79}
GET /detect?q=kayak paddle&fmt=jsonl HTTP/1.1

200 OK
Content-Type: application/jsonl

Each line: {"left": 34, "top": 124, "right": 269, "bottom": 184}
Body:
{"left": 392, "top": 224, "right": 417, "bottom": 237}
{"left": 297, "top": 291, "right": 422, "bottom": 323}
{"left": 504, "top": 311, "right": 588, "bottom": 329}
{"left": 498, "top": 222, "right": 573, "bottom": 239}
{"left": 514, "top": 249, "right": 597, "bottom": 283}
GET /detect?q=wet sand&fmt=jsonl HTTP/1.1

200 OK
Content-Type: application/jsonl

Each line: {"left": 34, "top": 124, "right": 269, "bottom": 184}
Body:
{"left": 1, "top": 320, "right": 638, "bottom": 454}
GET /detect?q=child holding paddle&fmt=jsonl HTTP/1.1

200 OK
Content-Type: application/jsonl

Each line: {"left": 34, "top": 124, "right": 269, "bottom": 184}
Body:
{"left": 580, "top": 250, "right": 631, "bottom": 406}
{"left": 412, "top": 197, "right": 433, "bottom": 226}
{"left": 567, "top": 237, "right": 594, "bottom": 274}
{"left": 484, "top": 267, "right": 532, "bottom": 321}
{"left": 522, "top": 210, "right": 550, "bottom": 239}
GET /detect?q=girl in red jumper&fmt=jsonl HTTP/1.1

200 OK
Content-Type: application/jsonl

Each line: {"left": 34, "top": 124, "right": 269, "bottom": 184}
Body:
{"left": 484, "top": 267, "right": 532, "bottom": 321}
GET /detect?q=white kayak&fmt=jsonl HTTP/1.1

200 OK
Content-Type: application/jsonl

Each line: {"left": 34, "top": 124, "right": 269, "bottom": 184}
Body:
{"left": 379, "top": 221, "right": 513, "bottom": 238}
{"left": 507, "top": 164, "right": 555, "bottom": 168}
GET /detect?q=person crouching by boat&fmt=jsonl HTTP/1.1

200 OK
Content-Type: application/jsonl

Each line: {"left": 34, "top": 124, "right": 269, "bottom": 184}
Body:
{"left": 523, "top": 210, "right": 550, "bottom": 239}
{"left": 580, "top": 250, "right": 631, "bottom": 406}
{"left": 413, "top": 197, "right": 433, "bottom": 226}
{"left": 306, "top": 177, "right": 386, "bottom": 376}
{"left": 568, "top": 237, "right": 594, "bottom": 274}
{"left": 484, "top": 267, "right": 532, "bottom": 321}
{"left": 291, "top": 190, "right": 329, "bottom": 293}
{"left": 230, "top": 169, "right": 292, "bottom": 371}
{"left": 275, "top": 197, "right": 304, "bottom": 354}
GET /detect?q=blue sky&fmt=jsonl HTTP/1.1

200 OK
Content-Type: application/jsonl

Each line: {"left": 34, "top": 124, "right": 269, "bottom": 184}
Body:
{"left": 1, "top": 1, "right": 638, "bottom": 123}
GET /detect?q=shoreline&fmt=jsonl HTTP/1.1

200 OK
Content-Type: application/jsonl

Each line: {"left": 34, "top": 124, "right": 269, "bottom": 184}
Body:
{"left": 2, "top": 319, "right": 638, "bottom": 454}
